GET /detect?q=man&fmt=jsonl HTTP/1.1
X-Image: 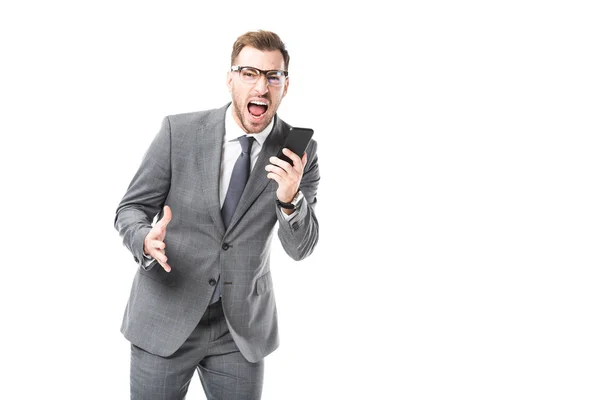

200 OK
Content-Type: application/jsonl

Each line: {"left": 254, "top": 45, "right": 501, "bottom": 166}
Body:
{"left": 114, "top": 30, "right": 319, "bottom": 399}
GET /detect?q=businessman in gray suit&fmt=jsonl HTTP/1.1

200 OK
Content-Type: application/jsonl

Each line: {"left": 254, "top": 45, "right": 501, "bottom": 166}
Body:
{"left": 114, "top": 30, "right": 319, "bottom": 399}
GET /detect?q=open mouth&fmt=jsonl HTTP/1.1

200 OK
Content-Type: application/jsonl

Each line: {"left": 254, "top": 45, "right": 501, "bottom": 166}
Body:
{"left": 248, "top": 100, "right": 268, "bottom": 119}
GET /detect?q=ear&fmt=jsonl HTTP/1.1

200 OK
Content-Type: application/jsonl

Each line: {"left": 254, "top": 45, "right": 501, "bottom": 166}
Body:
{"left": 282, "top": 77, "right": 289, "bottom": 98}
{"left": 226, "top": 71, "right": 233, "bottom": 92}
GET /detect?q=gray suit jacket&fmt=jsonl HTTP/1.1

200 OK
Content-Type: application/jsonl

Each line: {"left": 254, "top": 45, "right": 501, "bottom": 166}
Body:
{"left": 115, "top": 103, "right": 319, "bottom": 362}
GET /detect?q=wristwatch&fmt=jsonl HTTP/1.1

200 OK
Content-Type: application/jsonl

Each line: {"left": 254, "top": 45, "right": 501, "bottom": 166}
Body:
{"left": 276, "top": 190, "right": 304, "bottom": 210}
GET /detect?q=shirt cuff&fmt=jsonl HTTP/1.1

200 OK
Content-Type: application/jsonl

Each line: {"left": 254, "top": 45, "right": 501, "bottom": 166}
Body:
{"left": 278, "top": 207, "right": 298, "bottom": 221}
{"left": 142, "top": 252, "right": 155, "bottom": 268}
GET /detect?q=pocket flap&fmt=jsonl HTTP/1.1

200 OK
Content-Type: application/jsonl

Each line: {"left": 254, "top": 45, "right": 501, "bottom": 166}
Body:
{"left": 255, "top": 271, "right": 273, "bottom": 295}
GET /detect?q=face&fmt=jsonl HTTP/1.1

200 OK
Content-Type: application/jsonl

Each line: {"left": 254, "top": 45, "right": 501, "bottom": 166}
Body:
{"left": 227, "top": 46, "right": 289, "bottom": 134}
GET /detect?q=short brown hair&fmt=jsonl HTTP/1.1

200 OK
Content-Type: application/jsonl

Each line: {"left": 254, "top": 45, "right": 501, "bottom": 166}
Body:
{"left": 231, "top": 30, "right": 290, "bottom": 71}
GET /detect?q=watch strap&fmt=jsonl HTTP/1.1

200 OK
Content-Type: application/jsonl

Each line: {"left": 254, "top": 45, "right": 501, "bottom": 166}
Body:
{"left": 276, "top": 199, "right": 297, "bottom": 209}
{"left": 276, "top": 190, "right": 303, "bottom": 209}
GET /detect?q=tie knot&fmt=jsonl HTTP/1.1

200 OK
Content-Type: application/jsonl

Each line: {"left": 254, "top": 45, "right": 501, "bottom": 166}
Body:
{"left": 238, "top": 136, "right": 254, "bottom": 154}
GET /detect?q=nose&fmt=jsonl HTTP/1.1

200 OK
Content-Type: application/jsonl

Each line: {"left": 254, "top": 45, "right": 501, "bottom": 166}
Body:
{"left": 253, "top": 74, "right": 269, "bottom": 95}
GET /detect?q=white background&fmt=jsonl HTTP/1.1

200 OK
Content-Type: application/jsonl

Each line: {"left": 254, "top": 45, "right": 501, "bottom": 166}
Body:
{"left": 2, "top": 1, "right": 599, "bottom": 399}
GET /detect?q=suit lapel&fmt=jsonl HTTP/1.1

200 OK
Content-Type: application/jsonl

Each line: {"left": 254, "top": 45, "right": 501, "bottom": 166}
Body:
{"left": 196, "top": 104, "right": 229, "bottom": 236}
{"left": 225, "top": 115, "right": 286, "bottom": 233}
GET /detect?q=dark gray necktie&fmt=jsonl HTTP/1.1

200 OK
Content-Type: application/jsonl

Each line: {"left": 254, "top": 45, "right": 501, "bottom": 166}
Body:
{"left": 210, "top": 135, "right": 254, "bottom": 304}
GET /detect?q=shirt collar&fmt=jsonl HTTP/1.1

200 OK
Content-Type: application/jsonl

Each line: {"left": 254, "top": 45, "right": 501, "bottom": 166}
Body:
{"left": 224, "top": 104, "right": 274, "bottom": 147}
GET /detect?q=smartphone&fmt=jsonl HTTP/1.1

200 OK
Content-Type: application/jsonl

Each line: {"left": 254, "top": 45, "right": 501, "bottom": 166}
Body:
{"left": 277, "top": 127, "right": 314, "bottom": 166}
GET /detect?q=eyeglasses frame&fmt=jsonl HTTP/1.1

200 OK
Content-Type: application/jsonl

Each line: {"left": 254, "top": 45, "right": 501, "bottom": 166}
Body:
{"left": 230, "top": 66, "right": 289, "bottom": 86}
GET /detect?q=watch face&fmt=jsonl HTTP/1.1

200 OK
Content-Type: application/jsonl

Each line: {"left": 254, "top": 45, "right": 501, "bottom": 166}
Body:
{"left": 292, "top": 191, "right": 304, "bottom": 206}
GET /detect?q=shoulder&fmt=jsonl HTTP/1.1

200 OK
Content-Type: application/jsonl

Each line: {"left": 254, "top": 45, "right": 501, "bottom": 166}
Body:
{"left": 165, "top": 103, "right": 229, "bottom": 131}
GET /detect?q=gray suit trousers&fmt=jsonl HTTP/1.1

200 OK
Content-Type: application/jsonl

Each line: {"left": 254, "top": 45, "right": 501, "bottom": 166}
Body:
{"left": 130, "top": 300, "right": 264, "bottom": 400}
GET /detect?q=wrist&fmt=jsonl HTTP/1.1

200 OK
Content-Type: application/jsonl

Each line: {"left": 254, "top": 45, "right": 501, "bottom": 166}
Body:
{"left": 278, "top": 194, "right": 295, "bottom": 203}
{"left": 143, "top": 239, "right": 151, "bottom": 257}
{"left": 276, "top": 190, "right": 304, "bottom": 210}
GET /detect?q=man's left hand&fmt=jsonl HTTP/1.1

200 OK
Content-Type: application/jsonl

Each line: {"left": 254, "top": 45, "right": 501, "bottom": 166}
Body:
{"left": 265, "top": 148, "right": 307, "bottom": 208}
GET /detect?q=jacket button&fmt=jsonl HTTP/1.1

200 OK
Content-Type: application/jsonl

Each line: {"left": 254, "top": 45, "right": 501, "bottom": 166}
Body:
{"left": 209, "top": 278, "right": 217, "bottom": 286}
{"left": 222, "top": 243, "right": 230, "bottom": 250}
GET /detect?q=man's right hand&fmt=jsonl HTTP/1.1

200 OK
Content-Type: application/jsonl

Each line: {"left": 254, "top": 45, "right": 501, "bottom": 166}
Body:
{"left": 143, "top": 205, "right": 172, "bottom": 272}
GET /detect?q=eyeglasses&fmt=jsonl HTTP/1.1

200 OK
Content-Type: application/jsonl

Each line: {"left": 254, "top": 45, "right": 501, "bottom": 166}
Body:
{"left": 231, "top": 66, "right": 288, "bottom": 87}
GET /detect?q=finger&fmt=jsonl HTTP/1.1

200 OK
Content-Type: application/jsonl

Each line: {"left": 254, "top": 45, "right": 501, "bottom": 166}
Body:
{"left": 150, "top": 240, "right": 165, "bottom": 251}
{"left": 150, "top": 248, "right": 169, "bottom": 264}
{"left": 157, "top": 205, "right": 172, "bottom": 228}
{"left": 282, "top": 148, "right": 303, "bottom": 170}
{"left": 157, "top": 260, "right": 172, "bottom": 273}
{"left": 265, "top": 164, "right": 290, "bottom": 178}
{"left": 269, "top": 155, "right": 293, "bottom": 173}
{"left": 301, "top": 152, "right": 308, "bottom": 169}
{"left": 266, "top": 172, "right": 283, "bottom": 185}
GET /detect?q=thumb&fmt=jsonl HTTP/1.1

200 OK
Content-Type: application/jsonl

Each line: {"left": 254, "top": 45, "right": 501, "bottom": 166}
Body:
{"left": 158, "top": 205, "right": 172, "bottom": 228}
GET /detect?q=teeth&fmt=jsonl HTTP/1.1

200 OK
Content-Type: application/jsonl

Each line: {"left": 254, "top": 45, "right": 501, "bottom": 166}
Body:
{"left": 250, "top": 101, "right": 268, "bottom": 106}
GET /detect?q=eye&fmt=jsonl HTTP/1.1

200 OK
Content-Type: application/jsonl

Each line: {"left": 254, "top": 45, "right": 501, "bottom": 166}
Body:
{"left": 241, "top": 68, "right": 259, "bottom": 77}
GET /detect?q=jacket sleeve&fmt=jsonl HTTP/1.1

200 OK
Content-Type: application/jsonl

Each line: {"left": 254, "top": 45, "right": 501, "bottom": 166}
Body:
{"left": 114, "top": 116, "right": 172, "bottom": 270}
{"left": 276, "top": 139, "right": 320, "bottom": 261}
